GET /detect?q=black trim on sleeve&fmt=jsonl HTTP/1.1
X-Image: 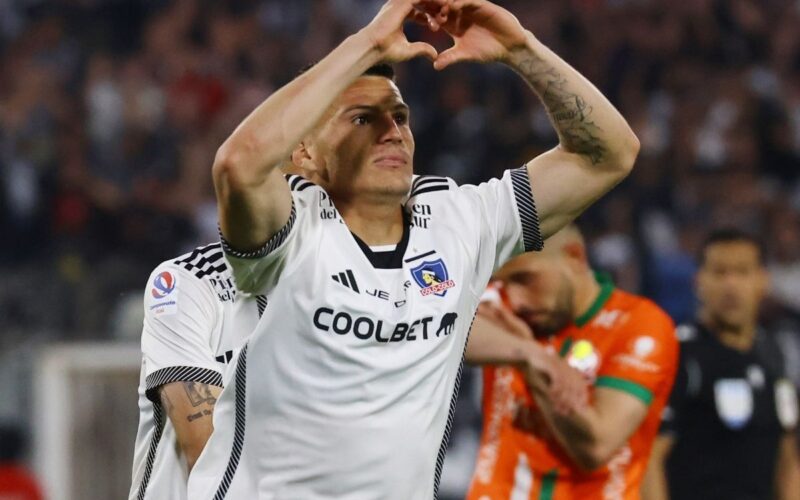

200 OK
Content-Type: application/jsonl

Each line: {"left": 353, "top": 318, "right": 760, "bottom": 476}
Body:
{"left": 214, "top": 343, "right": 249, "bottom": 500}
{"left": 172, "top": 243, "right": 229, "bottom": 279}
{"left": 134, "top": 399, "right": 166, "bottom": 500}
{"left": 219, "top": 201, "right": 297, "bottom": 260}
{"left": 255, "top": 295, "right": 268, "bottom": 318}
{"left": 144, "top": 366, "right": 224, "bottom": 403}
{"left": 509, "top": 166, "right": 544, "bottom": 252}
{"left": 432, "top": 311, "right": 477, "bottom": 498}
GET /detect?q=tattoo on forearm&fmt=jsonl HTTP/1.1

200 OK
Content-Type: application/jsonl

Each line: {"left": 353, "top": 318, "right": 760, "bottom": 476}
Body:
{"left": 187, "top": 409, "right": 213, "bottom": 422}
{"left": 516, "top": 55, "right": 606, "bottom": 165}
{"left": 183, "top": 382, "right": 218, "bottom": 407}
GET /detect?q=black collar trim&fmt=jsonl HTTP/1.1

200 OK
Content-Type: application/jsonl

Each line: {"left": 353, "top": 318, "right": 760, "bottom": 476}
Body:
{"left": 350, "top": 211, "right": 411, "bottom": 269}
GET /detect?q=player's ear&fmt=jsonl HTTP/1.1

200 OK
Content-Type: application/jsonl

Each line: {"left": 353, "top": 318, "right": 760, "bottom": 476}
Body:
{"left": 291, "top": 142, "right": 320, "bottom": 176}
{"left": 563, "top": 242, "right": 588, "bottom": 273}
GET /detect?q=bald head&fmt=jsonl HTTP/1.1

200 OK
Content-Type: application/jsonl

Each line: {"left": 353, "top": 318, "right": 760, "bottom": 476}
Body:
{"left": 497, "top": 224, "right": 588, "bottom": 281}
{"left": 538, "top": 224, "right": 586, "bottom": 257}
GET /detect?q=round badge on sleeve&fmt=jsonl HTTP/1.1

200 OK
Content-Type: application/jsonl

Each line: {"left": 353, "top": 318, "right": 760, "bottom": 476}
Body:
{"left": 567, "top": 340, "right": 600, "bottom": 380}
{"left": 775, "top": 378, "right": 799, "bottom": 430}
{"left": 149, "top": 270, "right": 179, "bottom": 315}
{"left": 714, "top": 378, "right": 753, "bottom": 430}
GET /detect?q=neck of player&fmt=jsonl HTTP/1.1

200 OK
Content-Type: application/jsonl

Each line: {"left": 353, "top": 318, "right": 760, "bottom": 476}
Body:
{"left": 338, "top": 199, "right": 405, "bottom": 247}
{"left": 573, "top": 270, "right": 602, "bottom": 322}
{"left": 699, "top": 309, "right": 757, "bottom": 352}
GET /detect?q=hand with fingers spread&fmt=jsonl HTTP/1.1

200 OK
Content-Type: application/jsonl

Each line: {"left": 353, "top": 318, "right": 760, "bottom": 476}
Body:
{"left": 360, "top": 0, "right": 450, "bottom": 63}
{"left": 430, "top": 0, "right": 530, "bottom": 70}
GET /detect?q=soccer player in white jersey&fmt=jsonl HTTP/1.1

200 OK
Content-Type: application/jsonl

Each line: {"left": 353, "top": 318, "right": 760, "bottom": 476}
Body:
{"left": 187, "top": 0, "right": 641, "bottom": 498}
{"left": 129, "top": 242, "right": 264, "bottom": 500}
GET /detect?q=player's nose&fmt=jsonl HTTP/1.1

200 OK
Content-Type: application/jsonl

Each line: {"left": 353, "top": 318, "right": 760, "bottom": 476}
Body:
{"left": 377, "top": 114, "right": 403, "bottom": 143}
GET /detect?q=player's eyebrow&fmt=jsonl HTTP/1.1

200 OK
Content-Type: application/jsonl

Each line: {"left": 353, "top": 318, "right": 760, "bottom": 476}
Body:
{"left": 504, "top": 271, "right": 535, "bottom": 284}
{"left": 342, "top": 103, "right": 410, "bottom": 114}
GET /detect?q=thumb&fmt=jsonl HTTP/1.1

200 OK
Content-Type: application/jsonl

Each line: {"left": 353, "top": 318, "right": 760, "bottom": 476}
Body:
{"left": 405, "top": 41, "right": 439, "bottom": 61}
{"left": 433, "top": 45, "right": 468, "bottom": 70}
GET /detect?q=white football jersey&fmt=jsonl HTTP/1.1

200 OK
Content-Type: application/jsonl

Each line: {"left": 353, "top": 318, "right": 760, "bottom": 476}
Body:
{"left": 129, "top": 243, "right": 264, "bottom": 500}
{"left": 188, "top": 168, "right": 542, "bottom": 500}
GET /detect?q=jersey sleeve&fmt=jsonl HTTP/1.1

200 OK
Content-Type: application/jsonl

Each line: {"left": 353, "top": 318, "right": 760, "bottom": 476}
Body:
{"left": 220, "top": 177, "right": 316, "bottom": 295}
{"left": 457, "top": 166, "right": 544, "bottom": 272}
{"left": 595, "top": 302, "right": 678, "bottom": 407}
{"left": 141, "top": 263, "right": 223, "bottom": 403}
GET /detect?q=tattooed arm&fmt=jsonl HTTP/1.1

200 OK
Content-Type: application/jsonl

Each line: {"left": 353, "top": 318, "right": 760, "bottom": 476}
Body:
{"left": 434, "top": 1, "right": 640, "bottom": 238}
{"left": 509, "top": 36, "right": 639, "bottom": 237}
{"left": 158, "top": 381, "right": 222, "bottom": 471}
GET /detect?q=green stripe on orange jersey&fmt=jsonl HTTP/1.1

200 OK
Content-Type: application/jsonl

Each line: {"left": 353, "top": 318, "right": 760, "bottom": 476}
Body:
{"left": 468, "top": 280, "right": 678, "bottom": 500}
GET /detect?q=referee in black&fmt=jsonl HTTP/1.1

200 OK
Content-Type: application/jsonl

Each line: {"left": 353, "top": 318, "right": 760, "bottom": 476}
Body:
{"left": 642, "top": 229, "right": 800, "bottom": 500}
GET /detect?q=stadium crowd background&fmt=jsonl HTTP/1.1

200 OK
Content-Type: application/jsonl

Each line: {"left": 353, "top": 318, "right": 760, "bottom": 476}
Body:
{"left": 1, "top": 0, "right": 800, "bottom": 498}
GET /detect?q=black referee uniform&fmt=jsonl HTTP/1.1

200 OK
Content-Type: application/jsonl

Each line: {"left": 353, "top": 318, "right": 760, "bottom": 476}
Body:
{"left": 660, "top": 322, "right": 799, "bottom": 500}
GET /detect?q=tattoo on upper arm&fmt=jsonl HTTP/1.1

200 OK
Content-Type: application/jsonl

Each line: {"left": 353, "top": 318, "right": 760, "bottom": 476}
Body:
{"left": 516, "top": 56, "right": 606, "bottom": 165}
{"left": 159, "top": 382, "right": 218, "bottom": 424}
{"left": 183, "top": 381, "right": 218, "bottom": 407}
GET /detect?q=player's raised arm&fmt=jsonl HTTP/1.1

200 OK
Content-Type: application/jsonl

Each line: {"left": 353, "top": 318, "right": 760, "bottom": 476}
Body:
{"left": 433, "top": 0, "right": 639, "bottom": 238}
{"left": 213, "top": 0, "right": 441, "bottom": 252}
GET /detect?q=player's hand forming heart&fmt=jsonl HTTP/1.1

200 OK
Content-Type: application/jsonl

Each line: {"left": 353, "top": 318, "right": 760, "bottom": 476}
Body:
{"left": 362, "top": 0, "right": 529, "bottom": 70}
{"left": 361, "top": 0, "right": 449, "bottom": 63}
{"left": 432, "top": 0, "right": 530, "bottom": 70}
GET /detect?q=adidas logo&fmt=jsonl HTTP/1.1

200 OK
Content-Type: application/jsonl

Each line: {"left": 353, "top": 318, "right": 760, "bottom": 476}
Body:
{"left": 215, "top": 350, "right": 234, "bottom": 364}
{"left": 332, "top": 269, "right": 360, "bottom": 293}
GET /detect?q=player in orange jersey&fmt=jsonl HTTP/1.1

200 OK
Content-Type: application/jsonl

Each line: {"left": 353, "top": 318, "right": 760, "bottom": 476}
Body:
{"left": 466, "top": 224, "right": 678, "bottom": 500}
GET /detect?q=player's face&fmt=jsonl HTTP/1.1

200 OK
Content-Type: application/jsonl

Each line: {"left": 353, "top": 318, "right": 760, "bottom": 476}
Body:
{"left": 305, "top": 76, "right": 414, "bottom": 200}
{"left": 499, "top": 257, "right": 575, "bottom": 337}
{"left": 696, "top": 242, "right": 768, "bottom": 330}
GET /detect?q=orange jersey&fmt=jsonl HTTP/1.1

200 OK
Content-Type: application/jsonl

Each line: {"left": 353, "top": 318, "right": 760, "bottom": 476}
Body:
{"left": 468, "top": 280, "right": 678, "bottom": 500}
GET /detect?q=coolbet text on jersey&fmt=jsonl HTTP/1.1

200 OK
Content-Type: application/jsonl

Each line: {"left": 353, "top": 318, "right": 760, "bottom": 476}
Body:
{"left": 468, "top": 276, "right": 678, "bottom": 500}
{"left": 186, "top": 169, "right": 543, "bottom": 500}
{"left": 130, "top": 244, "right": 263, "bottom": 500}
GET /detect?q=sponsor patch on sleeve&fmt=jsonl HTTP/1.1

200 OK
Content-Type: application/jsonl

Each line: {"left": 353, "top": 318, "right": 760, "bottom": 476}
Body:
{"left": 611, "top": 334, "right": 663, "bottom": 373}
{"left": 148, "top": 270, "right": 179, "bottom": 316}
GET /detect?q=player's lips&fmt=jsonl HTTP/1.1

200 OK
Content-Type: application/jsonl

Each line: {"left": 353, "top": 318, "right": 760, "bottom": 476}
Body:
{"left": 373, "top": 154, "right": 409, "bottom": 168}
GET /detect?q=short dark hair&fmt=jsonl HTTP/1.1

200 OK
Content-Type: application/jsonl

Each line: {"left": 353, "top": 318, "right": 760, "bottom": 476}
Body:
{"left": 298, "top": 62, "right": 395, "bottom": 81}
{"left": 698, "top": 228, "right": 766, "bottom": 265}
{"left": 362, "top": 63, "right": 396, "bottom": 80}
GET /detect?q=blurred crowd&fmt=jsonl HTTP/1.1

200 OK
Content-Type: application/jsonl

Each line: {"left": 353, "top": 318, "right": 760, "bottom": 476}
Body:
{"left": 2, "top": 0, "right": 800, "bottom": 338}
{"left": 2, "top": 0, "right": 800, "bottom": 497}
